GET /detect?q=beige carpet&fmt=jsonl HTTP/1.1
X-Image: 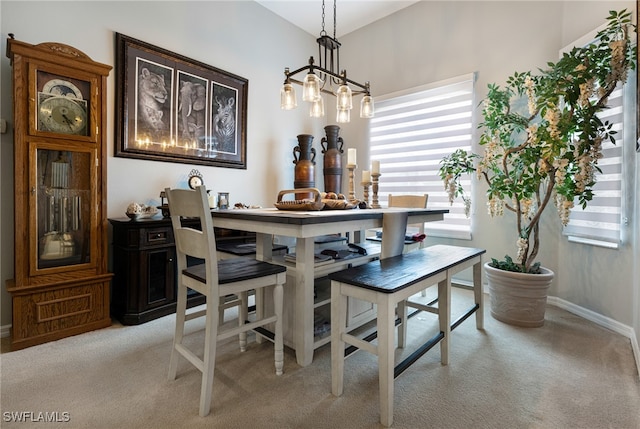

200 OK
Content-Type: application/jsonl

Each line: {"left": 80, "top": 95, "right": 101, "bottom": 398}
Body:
{"left": 1, "top": 288, "right": 639, "bottom": 429}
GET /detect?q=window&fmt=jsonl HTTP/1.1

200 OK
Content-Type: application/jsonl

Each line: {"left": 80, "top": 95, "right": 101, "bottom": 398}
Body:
{"left": 369, "top": 73, "right": 476, "bottom": 239}
{"left": 561, "top": 28, "right": 634, "bottom": 248}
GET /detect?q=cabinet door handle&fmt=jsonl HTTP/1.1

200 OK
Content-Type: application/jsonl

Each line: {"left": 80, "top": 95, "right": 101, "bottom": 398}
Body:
{"left": 168, "top": 258, "right": 174, "bottom": 263}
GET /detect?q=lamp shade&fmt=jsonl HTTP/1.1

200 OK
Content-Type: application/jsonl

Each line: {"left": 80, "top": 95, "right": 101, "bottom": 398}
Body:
{"left": 336, "top": 84, "right": 353, "bottom": 110}
{"left": 280, "top": 83, "right": 297, "bottom": 110}
{"left": 310, "top": 95, "right": 325, "bottom": 117}
{"left": 302, "top": 73, "right": 321, "bottom": 102}
{"left": 360, "top": 95, "right": 374, "bottom": 118}
{"left": 336, "top": 107, "right": 350, "bottom": 123}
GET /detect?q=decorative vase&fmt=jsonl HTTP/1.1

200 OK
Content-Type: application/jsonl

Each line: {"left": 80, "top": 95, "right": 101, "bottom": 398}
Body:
{"left": 485, "top": 262, "right": 554, "bottom": 328}
{"left": 321, "top": 125, "right": 344, "bottom": 194}
{"left": 293, "top": 134, "right": 316, "bottom": 200}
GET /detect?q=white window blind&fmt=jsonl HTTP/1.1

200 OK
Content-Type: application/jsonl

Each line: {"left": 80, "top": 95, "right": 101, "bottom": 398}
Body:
{"left": 562, "top": 85, "right": 627, "bottom": 246}
{"left": 561, "top": 29, "right": 632, "bottom": 248}
{"left": 369, "top": 73, "right": 476, "bottom": 239}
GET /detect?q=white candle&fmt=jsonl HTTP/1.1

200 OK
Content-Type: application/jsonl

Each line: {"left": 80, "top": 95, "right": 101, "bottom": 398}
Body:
{"left": 348, "top": 148, "right": 356, "bottom": 165}
{"left": 362, "top": 170, "right": 370, "bottom": 183}
{"left": 372, "top": 160, "right": 380, "bottom": 174}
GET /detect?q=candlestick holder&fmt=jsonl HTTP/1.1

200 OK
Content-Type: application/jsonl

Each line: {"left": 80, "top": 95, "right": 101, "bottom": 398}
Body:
{"left": 371, "top": 172, "right": 381, "bottom": 208}
{"left": 361, "top": 181, "right": 372, "bottom": 208}
{"left": 347, "top": 163, "right": 357, "bottom": 202}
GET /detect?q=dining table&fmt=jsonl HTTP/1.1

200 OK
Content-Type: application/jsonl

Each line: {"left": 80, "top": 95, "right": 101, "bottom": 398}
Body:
{"left": 210, "top": 206, "right": 448, "bottom": 366}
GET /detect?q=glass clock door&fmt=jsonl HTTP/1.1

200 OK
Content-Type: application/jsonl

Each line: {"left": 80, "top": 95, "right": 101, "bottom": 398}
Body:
{"left": 35, "top": 147, "right": 95, "bottom": 270}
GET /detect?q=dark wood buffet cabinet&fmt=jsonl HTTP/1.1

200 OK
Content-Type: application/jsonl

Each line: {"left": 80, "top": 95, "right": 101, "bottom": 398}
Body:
{"left": 109, "top": 217, "right": 204, "bottom": 325}
{"left": 108, "top": 217, "right": 271, "bottom": 325}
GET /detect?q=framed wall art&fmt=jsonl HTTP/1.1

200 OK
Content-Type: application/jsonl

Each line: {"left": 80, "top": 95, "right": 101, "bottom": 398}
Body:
{"left": 115, "top": 33, "right": 248, "bottom": 168}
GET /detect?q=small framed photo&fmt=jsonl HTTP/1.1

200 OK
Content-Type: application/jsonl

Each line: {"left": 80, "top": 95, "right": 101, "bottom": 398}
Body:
{"left": 115, "top": 33, "right": 248, "bottom": 168}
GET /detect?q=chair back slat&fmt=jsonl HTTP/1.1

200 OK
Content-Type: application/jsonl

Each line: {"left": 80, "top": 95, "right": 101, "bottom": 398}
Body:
{"left": 388, "top": 194, "right": 428, "bottom": 209}
{"left": 165, "top": 186, "right": 219, "bottom": 289}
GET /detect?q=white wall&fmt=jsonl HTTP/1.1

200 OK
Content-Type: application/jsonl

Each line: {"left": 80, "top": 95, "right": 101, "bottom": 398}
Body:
{"left": 340, "top": 1, "right": 569, "bottom": 279}
{"left": 0, "top": 0, "right": 324, "bottom": 328}
{"left": 340, "top": 0, "right": 638, "bottom": 345}
{"left": 1, "top": 1, "right": 637, "bottom": 356}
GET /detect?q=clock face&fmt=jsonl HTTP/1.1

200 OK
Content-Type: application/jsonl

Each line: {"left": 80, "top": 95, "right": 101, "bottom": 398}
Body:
{"left": 188, "top": 169, "right": 204, "bottom": 189}
{"left": 36, "top": 71, "right": 91, "bottom": 136}
{"left": 188, "top": 175, "right": 203, "bottom": 189}
{"left": 38, "top": 96, "right": 88, "bottom": 135}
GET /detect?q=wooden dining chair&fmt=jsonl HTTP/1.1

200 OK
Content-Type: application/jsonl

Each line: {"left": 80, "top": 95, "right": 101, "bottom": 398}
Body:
{"left": 165, "top": 186, "right": 287, "bottom": 417}
{"left": 368, "top": 194, "right": 428, "bottom": 251}
{"left": 388, "top": 194, "right": 429, "bottom": 246}
{"left": 387, "top": 194, "right": 429, "bottom": 296}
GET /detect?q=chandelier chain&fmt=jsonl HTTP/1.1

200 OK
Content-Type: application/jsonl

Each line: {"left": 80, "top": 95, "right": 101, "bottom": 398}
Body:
{"left": 321, "top": 0, "right": 326, "bottom": 35}
{"left": 320, "top": 0, "right": 338, "bottom": 39}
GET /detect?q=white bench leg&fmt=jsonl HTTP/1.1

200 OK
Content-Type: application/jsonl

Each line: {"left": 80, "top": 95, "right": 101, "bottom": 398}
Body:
{"left": 437, "top": 277, "right": 451, "bottom": 365}
{"left": 378, "top": 295, "right": 396, "bottom": 427}
{"left": 397, "top": 300, "right": 407, "bottom": 349}
{"left": 331, "top": 281, "right": 347, "bottom": 397}
{"left": 473, "top": 261, "right": 484, "bottom": 330}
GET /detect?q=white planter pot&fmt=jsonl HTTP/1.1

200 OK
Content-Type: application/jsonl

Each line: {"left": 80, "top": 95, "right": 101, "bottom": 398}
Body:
{"left": 485, "top": 262, "right": 554, "bottom": 328}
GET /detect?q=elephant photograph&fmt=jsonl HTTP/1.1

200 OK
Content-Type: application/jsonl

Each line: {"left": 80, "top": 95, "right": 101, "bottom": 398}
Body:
{"left": 177, "top": 72, "right": 208, "bottom": 149}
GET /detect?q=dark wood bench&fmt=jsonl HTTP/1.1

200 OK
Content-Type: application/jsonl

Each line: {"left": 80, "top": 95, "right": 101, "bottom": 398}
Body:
{"left": 328, "top": 244, "right": 485, "bottom": 427}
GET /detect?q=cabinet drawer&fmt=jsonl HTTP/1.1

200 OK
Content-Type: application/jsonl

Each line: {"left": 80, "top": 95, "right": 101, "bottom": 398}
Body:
{"left": 142, "top": 228, "right": 174, "bottom": 246}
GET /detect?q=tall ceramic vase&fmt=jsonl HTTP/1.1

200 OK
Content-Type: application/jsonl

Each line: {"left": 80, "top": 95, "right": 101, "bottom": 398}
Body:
{"left": 321, "top": 125, "right": 344, "bottom": 194}
{"left": 293, "top": 134, "right": 316, "bottom": 200}
{"left": 485, "top": 262, "right": 554, "bottom": 328}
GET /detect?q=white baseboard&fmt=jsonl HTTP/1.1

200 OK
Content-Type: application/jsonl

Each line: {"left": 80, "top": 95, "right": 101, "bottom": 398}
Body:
{"left": 548, "top": 295, "right": 640, "bottom": 380}
{"left": 452, "top": 277, "right": 640, "bottom": 379}
{"left": 631, "top": 335, "right": 640, "bottom": 381}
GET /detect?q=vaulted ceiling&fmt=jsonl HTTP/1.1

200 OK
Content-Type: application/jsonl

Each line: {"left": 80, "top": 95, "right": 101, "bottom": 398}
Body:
{"left": 255, "top": 0, "right": 421, "bottom": 38}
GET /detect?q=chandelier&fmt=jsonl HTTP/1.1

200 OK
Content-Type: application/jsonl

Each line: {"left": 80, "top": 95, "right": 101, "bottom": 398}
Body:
{"left": 280, "top": 0, "right": 374, "bottom": 123}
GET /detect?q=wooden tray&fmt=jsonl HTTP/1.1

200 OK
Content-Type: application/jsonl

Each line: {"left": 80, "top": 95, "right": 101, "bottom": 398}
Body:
{"left": 274, "top": 188, "right": 324, "bottom": 211}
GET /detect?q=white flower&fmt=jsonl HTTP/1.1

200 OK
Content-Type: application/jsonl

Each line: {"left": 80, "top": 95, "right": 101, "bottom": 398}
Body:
{"left": 463, "top": 197, "right": 472, "bottom": 218}
{"left": 524, "top": 75, "right": 536, "bottom": 115}
{"left": 487, "top": 196, "right": 504, "bottom": 217}
{"left": 554, "top": 193, "right": 574, "bottom": 226}
{"left": 544, "top": 105, "right": 561, "bottom": 140}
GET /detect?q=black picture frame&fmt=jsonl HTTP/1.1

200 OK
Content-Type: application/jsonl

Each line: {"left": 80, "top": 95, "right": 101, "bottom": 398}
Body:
{"left": 115, "top": 33, "right": 248, "bottom": 168}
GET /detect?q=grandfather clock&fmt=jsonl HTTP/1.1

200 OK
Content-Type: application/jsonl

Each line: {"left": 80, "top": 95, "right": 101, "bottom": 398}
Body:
{"left": 6, "top": 36, "right": 112, "bottom": 349}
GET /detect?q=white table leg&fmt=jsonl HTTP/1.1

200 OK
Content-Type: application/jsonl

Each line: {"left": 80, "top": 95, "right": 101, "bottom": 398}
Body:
{"left": 255, "top": 233, "right": 273, "bottom": 262}
{"left": 294, "top": 237, "right": 315, "bottom": 366}
{"left": 255, "top": 233, "right": 272, "bottom": 345}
